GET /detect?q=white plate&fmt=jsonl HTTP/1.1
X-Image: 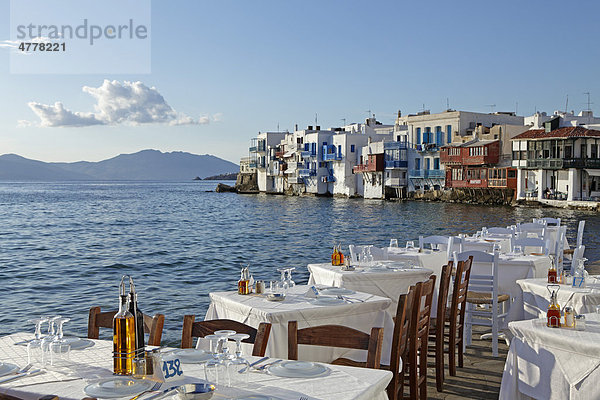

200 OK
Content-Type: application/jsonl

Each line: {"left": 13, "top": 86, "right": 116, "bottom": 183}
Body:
{"left": 84, "top": 377, "right": 153, "bottom": 399}
{"left": 0, "top": 363, "right": 19, "bottom": 377}
{"left": 320, "top": 287, "right": 355, "bottom": 296}
{"left": 268, "top": 360, "right": 330, "bottom": 378}
{"left": 63, "top": 337, "right": 95, "bottom": 350}
{"left": 171, "top": 348, "right": 213, "bottom": 363}
{"left": 310, "top": 296, "right": 346, "bottom": 306}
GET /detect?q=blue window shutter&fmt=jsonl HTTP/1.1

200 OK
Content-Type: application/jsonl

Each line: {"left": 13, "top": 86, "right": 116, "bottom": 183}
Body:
{"left": 415, "top": 158, "right": 420, "bottom": 170}
{"left": 338, "top": 145, "right": 342, "bottom": 157}
{"left": 416, "top": 128, "right": 421, "bottom": 144}
{"left": 446, "top": 125, "right": 452, "bottom": 144}
{"left": 434, "top": 158, "right": 440, "bottom": 169}
{"left": 351, "top": 144, "right": 355, "bottom": 152}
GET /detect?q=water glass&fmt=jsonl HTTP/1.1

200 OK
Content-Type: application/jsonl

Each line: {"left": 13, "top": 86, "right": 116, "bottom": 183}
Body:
{"left": 389, "top": 239, "right": 398, "bottom": 248}
{"left": 26, "top": 317, "right": 48, "bottom": 365}
{"left": 226, "top": 333, "right": 250, "bottom": 387}
{"left": 513, "top": 245, "right": 523, "bottom": 255}
{"left": 50, "top": 317, "right": 71, "bottom": 366}
{"left": 203, "top": 335, "right": 224, "bottom": 384}
{"left": 406, "top": 241, "right": 415, "bottom": 250}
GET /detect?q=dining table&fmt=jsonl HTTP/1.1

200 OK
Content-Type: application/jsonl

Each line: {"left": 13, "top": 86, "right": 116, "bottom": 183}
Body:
{"left": 205, "top": 284, "right": 395, "bottom": 366}
{"left": 500, "top": 313, "right": 600, "bottom": 400}
{"left": 0, "top": 332, "right": 393, "bottom": 400}
{"left": 516, "top": 277, "right": 600, "bottom": 321}
{"left": 307, "top": 261, "right": 433, "bottom": 317}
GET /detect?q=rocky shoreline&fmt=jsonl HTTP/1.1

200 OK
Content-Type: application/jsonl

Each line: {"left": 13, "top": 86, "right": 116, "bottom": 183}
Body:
{"left": 226, "top": 173, "right": 598, "bottom": 210}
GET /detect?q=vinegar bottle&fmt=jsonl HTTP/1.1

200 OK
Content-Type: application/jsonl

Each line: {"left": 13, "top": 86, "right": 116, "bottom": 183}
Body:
{"left": 114, "top": 277, "right": 136, "bottom": 375}
{"left": 546, "top": 285, "right": 561, "bottom": 328}
{"left": 128, "top": 277, "right": 145, "bottom": 359}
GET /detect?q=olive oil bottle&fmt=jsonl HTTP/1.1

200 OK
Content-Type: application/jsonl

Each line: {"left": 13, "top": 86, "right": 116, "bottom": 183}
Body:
{"left": 113, "top": 277, "right": 136, "bottom": 375}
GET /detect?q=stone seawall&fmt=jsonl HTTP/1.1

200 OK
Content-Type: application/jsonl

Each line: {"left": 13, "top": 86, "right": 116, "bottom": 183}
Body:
{"left": 411, "top": 188, "right": 516, "bottom": 206}
{"left": 235, "top": 172, "right": 259, "bottom": 193}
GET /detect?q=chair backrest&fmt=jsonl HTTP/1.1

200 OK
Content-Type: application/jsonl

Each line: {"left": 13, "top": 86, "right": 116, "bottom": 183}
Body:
{"left": 419, "top": 235, "right": 454, "bottom": 261}
{"left": 435, "top": 263, "right": 452, "bottom": 329}
{"left": 448, "top": 257, "right": 473, "bottom": 345}
{"left": 369, "top": 246, "right": 389, "bottom": 261}
{"left": 518, "top": 223, "right": 546, "bottom": 238}
{"left": 539, "top": 217, "right": 561, "bottom": 226}
{"left": 453, "top": 250, "right": 499, "bottom": 307}
{"left": 88, "top": 306, "right": 165, "bottom": 346}
{"left": 571, "top": 245, "right": 586, "bottom": 271}
{"left": 577, "top": 220, "right": 586, "bottom": 247}
{"left": 513, "top": 237, "right": 549, "bottom": 255}
{"left": 553, "top": 226, "right": 566, "bottom": 269}
{"left": 181, "top": 316, "right": 272, "bottom": 357}
{"left": 288, "top": 321, "right": 384, "bottom": 369}
{"left": 387, "top": 286, "right": 417, "bottom": 400}
{"left": 486, "top": 227, "right": 514, "bottom": 235}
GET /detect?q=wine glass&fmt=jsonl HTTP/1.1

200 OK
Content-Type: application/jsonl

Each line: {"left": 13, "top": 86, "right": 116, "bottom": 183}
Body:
{"left": 285, "top": 268, "right": 295, "bottom": 289}
{"left": 389, "top": 239, "right": 398, "bottom": 248}
{"left": 277, "top": 268, "right": 289, "bottom": 294}
{"left": 41, "top": 316, "right": 60, "bottom": 366}
{"left": 203, "top": 334, "right": 224, "bottom": 384}
{"left": 226, "top": 333, "right": 251, "bottom": 386}
{"left": 513, "top": 245, "right": 523, "bottom": 256}
{"left": 50, "top": 317, "right": 71, "bottom": 366}
{"left": 26, "top": 317, "right": 48, "bottom": 365}
{"left": 406, "top": 241, "right": 415, "bottom": 251}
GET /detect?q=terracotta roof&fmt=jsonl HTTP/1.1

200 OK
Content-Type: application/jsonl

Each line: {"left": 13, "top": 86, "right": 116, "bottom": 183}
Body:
{"left": 512, "top": 126, "right": 600, "bottom": 140}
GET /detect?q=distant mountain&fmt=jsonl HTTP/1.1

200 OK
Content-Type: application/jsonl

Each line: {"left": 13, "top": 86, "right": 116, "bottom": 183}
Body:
{"left": 0, "top": 150, "right": 239, "bottom": 181}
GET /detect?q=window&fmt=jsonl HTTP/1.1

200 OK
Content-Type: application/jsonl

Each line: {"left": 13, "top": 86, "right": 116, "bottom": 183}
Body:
{"left": 425, "top": 158, "right": 430, "bottom": 170}
{"left": 337, "top": 145, "right": 342, "bottom": 158}
{"left": 435, "top": 126, "right": 442, "bottom": 146}
{"left": 512, "top": 151, "right": 519, "bottom": 160}
{"left": 350, "top": 144, "right": 355, "bottom": 153}
{"left": 592, "top": 144, "right": 598, "bottom": 159}
{"left": 446, "top": 125, "right": 452, "bottom": 144}
{"left": 416, "top": 128, "right": 421, "bottom": 144}
{"left": 508, "top": 170, "right": 516, "bottom": 178}
{"left": 565, "top": 145, "right": 572, "bottom": 158}
{"left": 424, "top": 127, "right": 432, "bottom": 143}
{"left": 323, "top": 141, "right": 327, "bottom": 146}
{"left": 415, "top": 158, "right": 421, "bottom": 170}
{"left": 581, "top": 144, "right": 587, "bottom": 158}
{"left": 434, "top": 158, "right": 440, "bottom": 170}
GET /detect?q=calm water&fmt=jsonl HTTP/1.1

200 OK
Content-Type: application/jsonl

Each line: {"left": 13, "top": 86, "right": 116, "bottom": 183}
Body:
{"left": 1, "top": 181, "right": 598, "bottom": 346}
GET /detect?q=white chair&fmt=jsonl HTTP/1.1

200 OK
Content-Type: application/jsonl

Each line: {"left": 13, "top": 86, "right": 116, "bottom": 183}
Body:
{"left": 517, "top": 223, "right": 547, "bottom": 241}
{"left": 564, "top": 220, "right": 585, "bottom": 261}
{"left": 453, "top": 250, "right": 507, "bottom": 357}
{"left": 539, "top": 217, "right": 561, "bottom": 226}
{"left": 576, "top": 220, "right": 586, "bottom": 247}
{"left": 513, "top": 237, "right": 549, "bottom": 255}
{"left": 369, "top": 246, "right": 388, "bottom": 261}
{"left": 348, "top": 245, "right": 361, "bottom": 263}
{"left": 419, "top": 235, "right": 454, "bottom": 261}
{"left": 571, "top": 245, "right": 586, "bottom": 271}
{"left": 486, "top": 227, "right": 514, "bottom": 236}
{"left": 553, "top": 226, "right": 566, "bottom": 271}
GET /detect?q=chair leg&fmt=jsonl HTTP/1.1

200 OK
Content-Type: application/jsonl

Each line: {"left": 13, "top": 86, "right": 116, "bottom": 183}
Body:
{"left": 449, "top": 328, "right": 457, "bottom": 377}
{"left": 492, "top": 310, "right": 499, "bottom": 358}
{"left": 419, "top": 344, "right": 428, "bottom": 400}
{"left": 465, "top": 303, "right": 472, "bottom": 346}
{"left": 457, "top": 334, "right": 464, "bottom": 368}
{"left": 435, "top": 337, "right": 444, "bottom": 392}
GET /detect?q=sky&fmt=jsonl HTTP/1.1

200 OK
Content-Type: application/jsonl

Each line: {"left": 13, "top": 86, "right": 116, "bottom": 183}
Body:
{"left": 1, "top": 0, "right": 600, "bottom": 164}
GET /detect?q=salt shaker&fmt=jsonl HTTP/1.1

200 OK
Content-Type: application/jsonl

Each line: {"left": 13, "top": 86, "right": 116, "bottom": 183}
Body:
{"left": 575, "top": 314, "right": 586, "bottom": 331}
{"left": 255, "top": 280, "right": 265, "bottom": 294}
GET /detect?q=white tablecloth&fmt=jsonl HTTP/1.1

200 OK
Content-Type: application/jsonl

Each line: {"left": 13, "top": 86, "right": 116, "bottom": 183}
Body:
{"left": 460, "top": 236, "right": 512, "bottom": 253}
{"left": 517, "top": 277, "right": 600, "bottom": 321}
{"left": 386, "top": 247, "right": 448, "bottom": 278}
{"left": 500, "top": 314, "right": 600, "bottom": 400}
{"left": 205, "top": 285, "right": 395, "bottom": 365}
{"left": 492, "top": 254, "right": 553, "bottom": 326}
{"left": 0, "top": 332, "right": 392, "bottom": 400}
{"left": 307, "top": 262, "right": 432, "bottom": 316}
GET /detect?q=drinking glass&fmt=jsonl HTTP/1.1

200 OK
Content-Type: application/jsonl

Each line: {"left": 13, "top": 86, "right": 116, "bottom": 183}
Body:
{"left": 50, "top": 317, "right": 71, "bottom": 366}
{"left": 226, "top": 333, "right": 251, "bottom": 386}
{"left": 277, "top": 268, "right": 289, "bottom": 294}
{"left": 513, "top": 245, "right": 523, "bottom": 255}
{"left": 269, "top": 280, "right": 280, "bottom": 294}
{"left": 285, "top": 268, "right": 296, "bottom": 288}
{"left": 203, "top": 335, "right": 224, "bottom": 384}
{"left": 41, "top": 316, "right": 60, "bottom": 366}
{"left": 26, "top": 317, "right": 48, "bottom": 365}
{"left": 389, "top": 239, "right": 398, "bottom": 248}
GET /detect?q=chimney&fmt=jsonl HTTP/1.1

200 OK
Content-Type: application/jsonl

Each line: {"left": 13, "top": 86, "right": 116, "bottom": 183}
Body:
{"left": 295, "top": 124, "right": 298, "bottom": 131}
{"left": 316, "top": 125, "right": 320, "bottom": 130}
{"left": 308, "top": 125, "right": 313, "bottom": 130}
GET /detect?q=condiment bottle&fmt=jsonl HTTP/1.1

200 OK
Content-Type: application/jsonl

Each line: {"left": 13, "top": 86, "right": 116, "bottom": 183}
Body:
{"left": 338, "top": 244, "right": 345, "bottom": 266}
{"left": 128, "top": 277, "right": 145, "bottom": 360}
{"left": 114, "top": 276, "right": 136, "bottom": 375}
{"left": 547, "top": 264, "right": 557, "bottom": 284}
{"left": 546, "top": 284, "right": 561, "bottom": 328}
{"left": 238, "top": 267, "right": 249, "bottom": 295}
{"left": 563, "top": 306, "right": 575, "bottom": 328}
{"left": 331, "top": 246, "right": 339, "bottom": 266}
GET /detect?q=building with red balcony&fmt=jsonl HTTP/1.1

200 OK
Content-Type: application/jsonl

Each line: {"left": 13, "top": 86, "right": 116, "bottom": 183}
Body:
{"left": 441, "top": 139, "right": 516, "bottom": 190}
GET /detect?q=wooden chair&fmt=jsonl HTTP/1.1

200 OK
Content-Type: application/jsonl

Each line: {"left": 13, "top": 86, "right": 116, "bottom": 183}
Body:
{"left": 288, "top": 321, "right": 384, "bottom": 369}
{"left": 181, "top": 316, "right": 271, "bottom": 357}
{"left": 87, "top": 306, "right": 165, "bottom": 346}
{"left": 407, "top": 275, "right": 436, "bottom": 400}
{"left": 387, "top": 286, "right": 417, "bottom": 400}
{"left": 428, "top": 263, "right": 452, "bottom": 392}
{"left": 447, "top": 257, "right": 472, "bottom": 376}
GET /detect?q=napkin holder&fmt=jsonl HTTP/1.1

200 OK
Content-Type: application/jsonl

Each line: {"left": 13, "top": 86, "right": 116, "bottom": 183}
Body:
{"left": 305, "top": 286, "right": 319, "bottom": 298}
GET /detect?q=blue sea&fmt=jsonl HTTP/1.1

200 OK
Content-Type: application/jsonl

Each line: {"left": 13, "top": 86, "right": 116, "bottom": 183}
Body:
{"left": 1, "top": 181, "right": 598, "bottom": 346}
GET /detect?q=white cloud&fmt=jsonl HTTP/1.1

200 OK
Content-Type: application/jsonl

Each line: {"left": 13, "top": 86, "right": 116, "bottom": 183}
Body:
{"left": 24, "top": 80, "right": 220, "bottom": 128}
